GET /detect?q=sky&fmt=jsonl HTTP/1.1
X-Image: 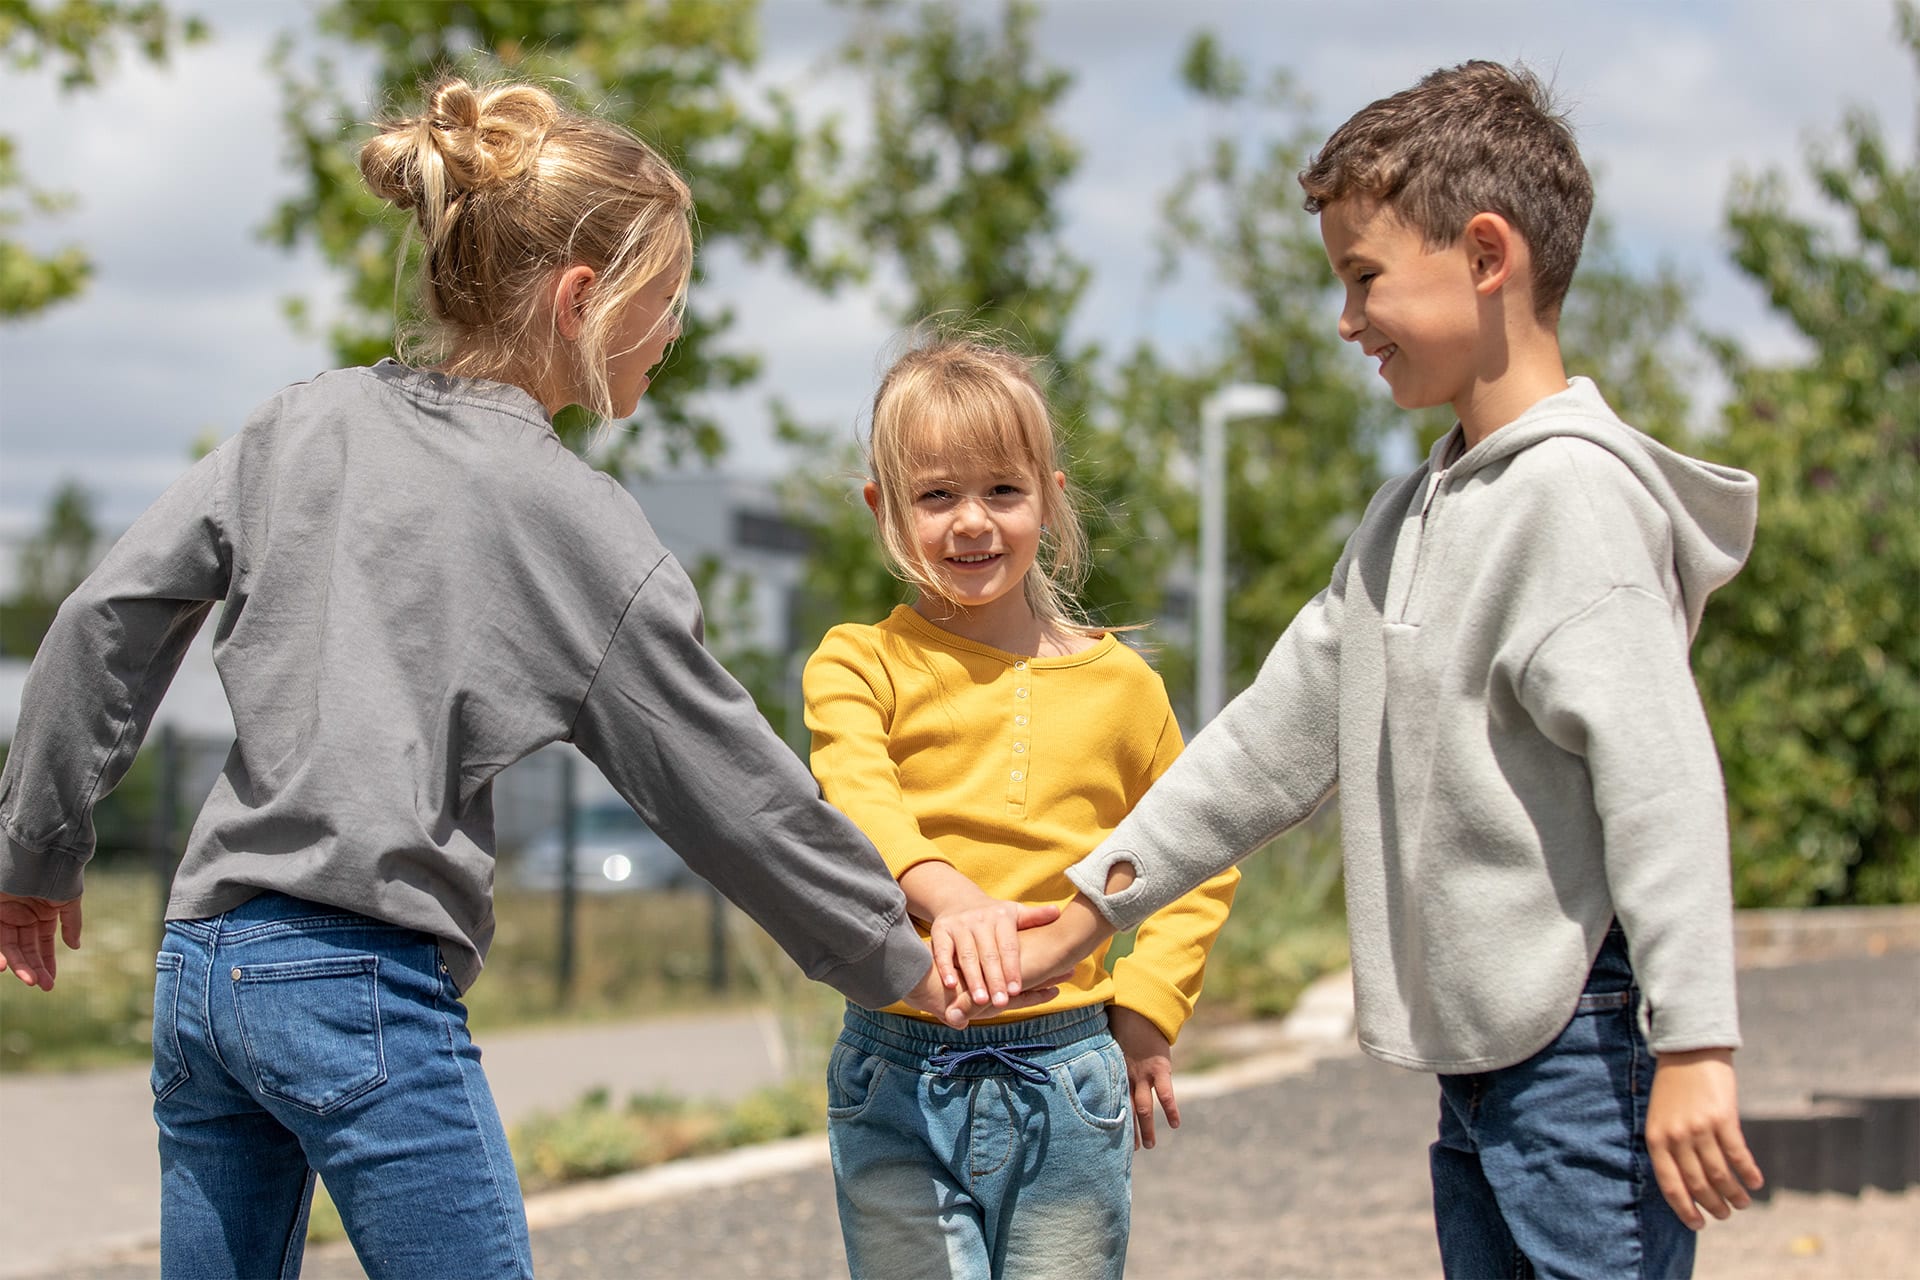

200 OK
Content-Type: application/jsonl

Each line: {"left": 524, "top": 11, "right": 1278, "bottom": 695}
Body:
{"left": 1, "top": 0, "right": 1914, "bottom": 544}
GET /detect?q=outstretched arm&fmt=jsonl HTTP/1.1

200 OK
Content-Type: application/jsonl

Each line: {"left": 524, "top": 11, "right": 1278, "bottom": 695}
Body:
{"left": 570, "top": 559, "right": 930, "bottom": 1012}
{"left": 1064, "top": 585, "right": 1344, "bottom": 931}
{"left": 1, "top": 444, "right": 234, "bottom": 941}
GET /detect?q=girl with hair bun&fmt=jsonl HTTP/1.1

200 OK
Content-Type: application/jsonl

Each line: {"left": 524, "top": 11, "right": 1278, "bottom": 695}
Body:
{"left": 0, "top": 77, "right": 995, "bottom": 1278}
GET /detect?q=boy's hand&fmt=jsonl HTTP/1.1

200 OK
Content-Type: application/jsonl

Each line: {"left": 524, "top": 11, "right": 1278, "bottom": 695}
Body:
{"left": 929, "top": 899, "right": 1060, "bottom": 1009}
{"left": 1646, "top": 1047, "right": 1764, "bottom": 1229}
{"left": 0, "top": 892, "right": 84, "bottom": 991}
{"left": 1110, "top": 1006, "right": 1179, "bottom": 1150}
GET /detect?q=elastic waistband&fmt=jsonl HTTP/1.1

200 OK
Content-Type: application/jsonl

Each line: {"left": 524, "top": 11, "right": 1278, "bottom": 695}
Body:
{"left": 840, "top": 1003, "right": 1110, "bottom": 1074}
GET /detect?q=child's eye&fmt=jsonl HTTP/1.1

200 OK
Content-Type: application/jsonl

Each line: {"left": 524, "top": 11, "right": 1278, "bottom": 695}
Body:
{"left": 918, "top": 489, "right": 953, "bottom": 503}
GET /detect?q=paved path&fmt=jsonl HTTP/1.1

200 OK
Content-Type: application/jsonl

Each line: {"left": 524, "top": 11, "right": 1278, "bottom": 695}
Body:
{"left": 17, "top": 945, "right": 1918, "bottom": 1279}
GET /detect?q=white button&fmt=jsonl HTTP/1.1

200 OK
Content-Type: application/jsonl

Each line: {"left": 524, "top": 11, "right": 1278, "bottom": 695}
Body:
{"left": 1015, "top": 688, "right": 1029, "bottom": 699}
{"left": 1015, "top": 714, "right": 1028, "bottom": 726}
{"left": 1010, "top": 770, "right": 1024, "bottom": 781}
{"left": 1012, "top": 742, "right": 1026, "bottom": 753}
{"left": 1014, "top": 660, "right": 1028, "bottom": 670}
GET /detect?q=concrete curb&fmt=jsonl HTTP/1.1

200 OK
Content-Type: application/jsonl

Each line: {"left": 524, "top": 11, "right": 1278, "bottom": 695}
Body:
{"left": 1734, "top": 904, "right": 1920, "bottom": 968}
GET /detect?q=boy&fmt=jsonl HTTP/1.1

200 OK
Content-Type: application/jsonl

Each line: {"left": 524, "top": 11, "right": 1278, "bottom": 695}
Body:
{"left": 1032, "top": 61, "right": 1765, "bottom": 1277}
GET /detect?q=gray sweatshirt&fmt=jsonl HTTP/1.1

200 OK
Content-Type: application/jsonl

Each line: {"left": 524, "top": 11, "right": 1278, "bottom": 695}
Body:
{"left": 0, "top": 361, "right": 928, "bottom": 1006}
{"left": 1067, "top": 378, "right": 1757, "bottom": 1072}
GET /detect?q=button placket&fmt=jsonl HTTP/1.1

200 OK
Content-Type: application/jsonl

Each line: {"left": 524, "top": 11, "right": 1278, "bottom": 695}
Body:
{"left": 1007, "top": 662, "right": 1033, "bottom": 810}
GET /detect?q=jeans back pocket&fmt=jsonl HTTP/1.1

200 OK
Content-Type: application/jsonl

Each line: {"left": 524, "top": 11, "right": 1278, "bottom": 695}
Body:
{"left": 151, "top": 951, "right": 190, "bottom": 1102}
{"left": 230, "top": 954, "right": 388, "bottom": 1115}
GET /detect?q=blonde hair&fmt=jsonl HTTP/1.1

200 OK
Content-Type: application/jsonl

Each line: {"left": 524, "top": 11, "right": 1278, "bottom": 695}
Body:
{"left": 866, "top": 333, "right": 1092, "bottom": 634}
{"left": 359, "top": 77, "right": 693, "bottom": 417}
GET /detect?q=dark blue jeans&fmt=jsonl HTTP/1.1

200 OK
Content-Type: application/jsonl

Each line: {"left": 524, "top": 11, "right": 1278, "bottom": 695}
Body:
{"left": 1430, "top": 927, "right": 1695, "bottom": 1279}
{"left": 152, "top": 893, "right": 531, "bottom": 1279}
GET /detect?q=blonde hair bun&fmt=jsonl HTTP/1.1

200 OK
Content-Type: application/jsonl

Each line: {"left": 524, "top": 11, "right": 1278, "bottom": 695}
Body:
{"left": 361, "top": 79, "right": 560, "bottom": 214}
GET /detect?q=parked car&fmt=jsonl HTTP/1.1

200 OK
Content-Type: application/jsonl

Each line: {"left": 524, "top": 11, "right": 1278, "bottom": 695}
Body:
{"left": 512, "top": 800, "right": 697, "bottom": 893}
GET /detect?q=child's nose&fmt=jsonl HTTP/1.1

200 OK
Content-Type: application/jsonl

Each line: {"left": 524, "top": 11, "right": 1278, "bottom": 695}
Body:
{"left": 953, "top": 498, "right": 990, "bottom": 534}
{"left": 1337, "top": 300, "right": 1365, "bottom": 343}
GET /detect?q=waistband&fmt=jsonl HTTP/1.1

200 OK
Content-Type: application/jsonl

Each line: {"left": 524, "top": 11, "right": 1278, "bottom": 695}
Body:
{"left": 165, "top": 890, "right": 411, "bottom": 945}
{"left": 840, "top": 1003, "right": 1111, "bottom": 1077}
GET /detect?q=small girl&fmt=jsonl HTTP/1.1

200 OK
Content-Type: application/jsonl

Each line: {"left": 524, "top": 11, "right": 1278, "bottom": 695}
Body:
{"left": 804, "top": 334, "right": 1241, "bottom": 1279}
{"left": 0, "top": 77, "right": 953, "bottom": 1279}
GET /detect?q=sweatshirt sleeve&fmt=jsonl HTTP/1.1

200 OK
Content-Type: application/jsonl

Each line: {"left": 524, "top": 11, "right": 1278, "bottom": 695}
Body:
{"left": 1111, "top": 702, "right": 1241, "bottom": 1044}
{"left": 0, "top": 446, "right": 234, "bottom": 899}
{"left": 1517, "top": 584, "right": 1741, "bottom": 1053}
{"left": 802, "top": 629, "right": 951, "bottom": 884}
{"left": 568, "top": 556, "right": 928, "bottom": 1010}
{"left": 1066, "top": 553, "right": 1347, "bottom": 930}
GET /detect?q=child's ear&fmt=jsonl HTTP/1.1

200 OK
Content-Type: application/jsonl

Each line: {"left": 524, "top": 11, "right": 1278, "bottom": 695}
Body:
{"left": 1053, "top": 470, "right": 1066, "bottom": 494}
{"left": 550, "top": 265, "right": 597, "bottom": 341}
{"left": 862, "top": 481, "right": 882, "bottom": 519}
{"left": 1463, "top": 212, "right": 1517, "bottom": 298}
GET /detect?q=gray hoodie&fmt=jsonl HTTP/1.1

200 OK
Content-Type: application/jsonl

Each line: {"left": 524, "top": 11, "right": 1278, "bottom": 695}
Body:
{"left": 0, "top": 362, "right": 928, "bottom": 1006}
{"left": 1068, "top": 378, "right": 1757, "bottom": 1072}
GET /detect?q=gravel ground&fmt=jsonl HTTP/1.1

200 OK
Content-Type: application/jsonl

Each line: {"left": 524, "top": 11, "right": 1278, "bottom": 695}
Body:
{"left": 41, "top": 950, "right": 1920, "bottom": 1279}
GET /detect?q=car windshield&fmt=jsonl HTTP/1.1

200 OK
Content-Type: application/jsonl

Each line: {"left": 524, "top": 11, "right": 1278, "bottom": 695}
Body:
{"left": 575, "top": 805, "right": 649, "bottom": 839}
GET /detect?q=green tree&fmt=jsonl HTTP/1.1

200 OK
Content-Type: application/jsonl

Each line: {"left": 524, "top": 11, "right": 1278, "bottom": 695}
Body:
{"left": 268, "top": 0, "right": 850, "bottom": 467}
{"left": 1695, "top": 0, "right": 1920, "bottom": 905}
{"left": 0, "top": 478, "right": 97, "bottom": 656}
{"left": 0, "top": 0, "right": 205, "bottom": 318}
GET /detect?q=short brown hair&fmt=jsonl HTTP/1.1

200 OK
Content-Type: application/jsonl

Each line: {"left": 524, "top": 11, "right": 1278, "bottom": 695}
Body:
{"left": 1300, "top": 61, "right": 1593, "bottom": 319}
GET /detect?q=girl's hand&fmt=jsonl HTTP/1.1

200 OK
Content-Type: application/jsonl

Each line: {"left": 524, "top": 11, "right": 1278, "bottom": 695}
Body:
{"left": 1647, "top": 1048, "right": 1764, "bottom": 1228}
{"left": 1110, "top": 1006, "right": 1179, "bottom": 1150}
{"left": 0, "top": 892, "right": 83, "bottom": 991}
{"left": 930, "top": 899, "right": 1060, "bottom": 1007}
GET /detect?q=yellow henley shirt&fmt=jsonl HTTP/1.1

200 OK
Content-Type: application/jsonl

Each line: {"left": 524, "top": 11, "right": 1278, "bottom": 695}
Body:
{"left": 804, "top": 605, "right": 1239, "bottom": 1042}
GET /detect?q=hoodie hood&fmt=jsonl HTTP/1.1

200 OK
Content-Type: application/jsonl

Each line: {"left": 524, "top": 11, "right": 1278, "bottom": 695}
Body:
{"left": 1431, "top": 377, "right": 1758, "bottom": 638}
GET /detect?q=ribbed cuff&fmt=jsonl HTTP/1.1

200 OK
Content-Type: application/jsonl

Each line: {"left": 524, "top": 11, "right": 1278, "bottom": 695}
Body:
{"left": 825, "top": 911, "right": 934, "bottom": 1011}
{"left": 0, "top": 835, "right": 87, "bottom": 901}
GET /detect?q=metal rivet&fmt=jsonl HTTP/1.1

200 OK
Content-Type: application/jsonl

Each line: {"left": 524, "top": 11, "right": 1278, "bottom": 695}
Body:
{"left": 230, "top": 968, "right": 242, "bottom": 981}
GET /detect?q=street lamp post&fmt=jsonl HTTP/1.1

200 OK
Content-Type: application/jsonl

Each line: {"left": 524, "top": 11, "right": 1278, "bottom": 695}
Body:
{"left": 1197, "top": 383, "right": 1285, "bottom": 729}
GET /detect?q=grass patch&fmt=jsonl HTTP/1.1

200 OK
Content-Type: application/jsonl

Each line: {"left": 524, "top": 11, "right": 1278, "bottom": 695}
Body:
{"left": 301, "top": 1078, "right": 827, "bottom": 1245}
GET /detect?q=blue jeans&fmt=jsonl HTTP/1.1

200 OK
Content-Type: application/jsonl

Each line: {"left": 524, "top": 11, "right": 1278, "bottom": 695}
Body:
{"left": 1430, "top": 926, "right": 1696, "bottom": 1279}
{"left": 826, "top": 1004, "right": 1132, "bottom": 1280}
{"left": 152, "top": 892, "right": 531, "bottom": 1279}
